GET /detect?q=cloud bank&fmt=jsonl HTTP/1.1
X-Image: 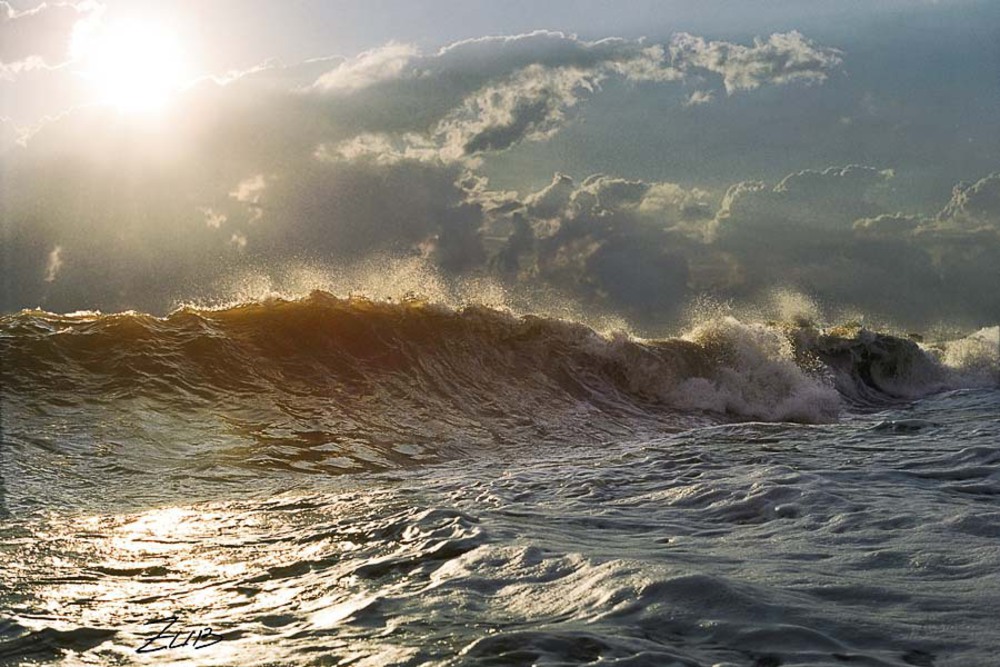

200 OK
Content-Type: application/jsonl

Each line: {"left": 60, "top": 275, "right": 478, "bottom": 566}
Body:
{"left": 2, "top": 28, "right": 996, "bottom": 330}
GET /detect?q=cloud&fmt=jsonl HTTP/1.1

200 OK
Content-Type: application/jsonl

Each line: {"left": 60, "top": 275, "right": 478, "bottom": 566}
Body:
{"left": 439, "top": 64, "right": 597, "bottom": 156}
{"left": 0, "top": 115, "right": 23, "bottom": 150}
{"left": 6, "top": 27, "right": 994, "bottom": 328}
{"left": 44, "top": 244, "right": 63, "bottom": 282}
{"left": 639, "top": 182, "right": 713, "bottom": 220}
{"left": 524, "top": 172, "right": 575, "bottom": 220}
{"left": 484, "top": 172, "right": 716, "bottom": 321}
{"left": 714, "top": 165, "right": 892, "bottom": 239}
{"left": 317, "top": 131, "right": 455, "bottom": 166}
{"left": 199, "top": 207, "right": 227, "bottom": 229}
{"left": 311, "top": 32, "right": 632, "bottom": 160}
{"left": 0, "top": 1, "right": 101, "bottom": 76}
{"left": 312, "top": 42, "right": 418, "bottom": 92}
{"left": 699, "top": 164, "right": 1000, "bottom": 325}
{"left": 684, "top": 89, "right": 714, "bottom": 106}
{"left": 852, "top": 212, "right": 922, "bottom": 236}
{"left": 8, "top": 27, "right": 843, "bottom": 163}
{"left": 519, "top": 172, "right": 713, "bottom": 231}
{"left": 571, "top": 174, "right": 651, "bottom": 214}
{"left": 0, "top": 54, "right": 45, "bottom": 80}
{"left": 308, "top": 30, "right": 842, "bottom": 161}
{"left": 229, "top": 174, "right": 267, "bottom": 223}
{"left": 669, "top": 30, "right": 843, "bottom": 94}
{"left": 937, "top": 173, "right": 1000, "bottom": 231}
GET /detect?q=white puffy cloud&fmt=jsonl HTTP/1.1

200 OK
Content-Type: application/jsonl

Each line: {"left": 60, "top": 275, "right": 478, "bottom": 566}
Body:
{"left": 436, "top": 64, "right": 598, "bottom": 156}
{"left": 669, "top": 30, "right": 843, "bottom": 94}
{"left": 309, "top": 29, "right": 842, "bottom": 161}
{"left": 312, "top": 42, "right": 418, "bottom": 92}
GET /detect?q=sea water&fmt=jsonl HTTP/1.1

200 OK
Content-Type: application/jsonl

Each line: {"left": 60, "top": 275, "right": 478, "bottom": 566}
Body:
{"left": 1, "top": 294, "right": 997, "bottom": 666}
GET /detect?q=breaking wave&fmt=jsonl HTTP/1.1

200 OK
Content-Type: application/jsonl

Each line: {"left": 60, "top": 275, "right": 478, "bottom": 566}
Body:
{"left": 2, "top": 292, "right": 996, "bottom": 474}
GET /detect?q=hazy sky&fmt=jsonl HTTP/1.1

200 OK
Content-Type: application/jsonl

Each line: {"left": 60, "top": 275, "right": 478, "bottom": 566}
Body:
{"left": 2, "top": 0, "right": 998, "bottom": 328}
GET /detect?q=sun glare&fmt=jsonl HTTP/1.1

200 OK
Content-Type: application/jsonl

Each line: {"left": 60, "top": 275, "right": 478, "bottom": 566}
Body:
{"left": 75, "top": 21, "right": 189, "bottom": 113}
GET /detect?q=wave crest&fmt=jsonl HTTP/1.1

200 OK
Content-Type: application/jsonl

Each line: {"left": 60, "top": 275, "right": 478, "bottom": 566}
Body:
{"left": 2, "top": 292, "right": 995, "bottom": 470}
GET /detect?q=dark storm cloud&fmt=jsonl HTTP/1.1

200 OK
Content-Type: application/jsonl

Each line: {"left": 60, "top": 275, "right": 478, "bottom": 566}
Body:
{"left": 524, "top": 172, "right": 575, "bottom": 220}
{"left": 485, "top": 173, "right": 714, "bottom": 323}
{"left": 483, "top": 162, "right": 998, "bottom": 327}
{"left": 704, "top": 166, "right": 999, "bottom": 326}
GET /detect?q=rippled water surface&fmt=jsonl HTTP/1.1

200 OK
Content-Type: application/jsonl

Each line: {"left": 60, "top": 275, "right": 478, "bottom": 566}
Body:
{"left": 3, "top": 388, "right": 998, "bottom": 666}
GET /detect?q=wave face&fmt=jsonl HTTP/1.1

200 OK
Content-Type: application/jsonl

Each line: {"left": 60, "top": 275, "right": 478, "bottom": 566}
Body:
{"left": 2, "top": 292, "right": 996, "bottom": 481}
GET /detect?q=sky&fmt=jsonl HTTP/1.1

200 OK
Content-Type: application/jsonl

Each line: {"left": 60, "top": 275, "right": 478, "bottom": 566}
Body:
{"left": 1, "top": 0, "right": 998, "bottom": 330}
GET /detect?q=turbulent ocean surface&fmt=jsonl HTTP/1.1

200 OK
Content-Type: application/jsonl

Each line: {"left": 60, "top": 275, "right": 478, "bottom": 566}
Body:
{"left": 1, "top": 292, "right": 998, "bottom": 666}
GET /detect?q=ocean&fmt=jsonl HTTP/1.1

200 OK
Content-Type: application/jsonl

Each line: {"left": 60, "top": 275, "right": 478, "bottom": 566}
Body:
{"left": 1, "top": 292, "right": 998, "bottom": 666}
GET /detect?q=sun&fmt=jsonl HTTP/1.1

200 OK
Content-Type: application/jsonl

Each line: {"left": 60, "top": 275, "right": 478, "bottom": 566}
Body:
{"left": 75, "top": 20, "right": 189, "bottom": 113}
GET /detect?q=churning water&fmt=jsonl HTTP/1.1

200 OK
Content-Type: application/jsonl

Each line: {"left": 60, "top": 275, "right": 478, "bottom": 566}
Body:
{"left": 1, "top": 293, "right": 998, "bottom": 666}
